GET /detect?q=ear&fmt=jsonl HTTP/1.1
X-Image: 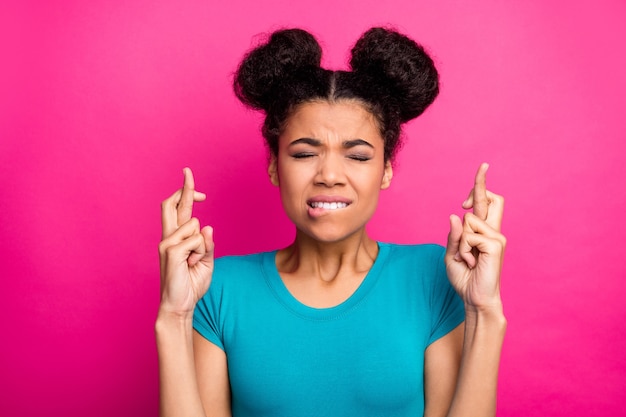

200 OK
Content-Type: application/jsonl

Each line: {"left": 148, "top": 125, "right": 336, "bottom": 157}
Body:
{"left": 268, "top": 155, "right": 279, "bottom": 186}
{"left": 380, "top": 161, "right": 393, "bottom": 190}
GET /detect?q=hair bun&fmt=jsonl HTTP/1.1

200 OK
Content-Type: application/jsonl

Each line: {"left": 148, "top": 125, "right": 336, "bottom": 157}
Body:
{"left": 234, "top": 29, "right": 323, "bottom": 111}
{"left": 349, "top": 27, "right": 439, "bottom": 122}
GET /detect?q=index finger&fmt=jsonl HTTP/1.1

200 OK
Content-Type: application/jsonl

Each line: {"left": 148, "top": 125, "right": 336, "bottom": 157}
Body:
{"left": 472, "top": 162, "right": 489, "bottom": 220}
{"left": 161, "top": 182, "right": 207, "bottom": 239}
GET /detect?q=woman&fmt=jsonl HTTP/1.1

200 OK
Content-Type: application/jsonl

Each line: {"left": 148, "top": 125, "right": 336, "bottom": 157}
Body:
{"left": 157, "top": 27, "right": 506, "bottom": 417}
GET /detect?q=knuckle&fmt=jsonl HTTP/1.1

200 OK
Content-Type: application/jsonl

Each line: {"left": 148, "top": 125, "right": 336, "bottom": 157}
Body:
{"left": 463, "top": 212, "right": 475, "bottom": 226}
{"left": 488, "top": 234, "right": 506, "bottom": 252}
{"left": 158, "top": 240, "right": 168, "bottom": 255}
{"left": 164, "top": 245, "right": 175, "bottom": 257}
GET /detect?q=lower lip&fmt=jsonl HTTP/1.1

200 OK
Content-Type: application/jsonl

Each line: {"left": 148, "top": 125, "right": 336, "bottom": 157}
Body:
{"left": 307, "top": 205, "right": 349, "bottom": 218}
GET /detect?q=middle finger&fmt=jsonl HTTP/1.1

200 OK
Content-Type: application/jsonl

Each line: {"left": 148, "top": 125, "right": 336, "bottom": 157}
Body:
{"left": 177, "top": 167, "right": 196, "bottom": 227}
{"left": 472, "top": 163, "right": 489, "bottom": 220}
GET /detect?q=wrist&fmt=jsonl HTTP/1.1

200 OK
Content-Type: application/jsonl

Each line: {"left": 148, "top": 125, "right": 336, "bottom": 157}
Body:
{"left": 464, "top": 302, "right": 506, "bottom": 327}
{"left": 155, "top": 313, "right": 195, "bottom": 349}
{"left": 156, "top": 308, "right": 194, "bottom": 331}
{"left": 464, "top": 295, "right": 504, "bottom": 315}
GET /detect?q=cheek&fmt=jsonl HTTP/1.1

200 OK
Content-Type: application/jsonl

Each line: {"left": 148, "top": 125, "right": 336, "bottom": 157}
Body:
{"left": 356, "top": 167, "right": 385, "bottom": 191}
{"left": 277, "top": 168, "right": 307, "bottom": 207}
{"left": 277, "top": 157, "right": 314, "bottom": 186}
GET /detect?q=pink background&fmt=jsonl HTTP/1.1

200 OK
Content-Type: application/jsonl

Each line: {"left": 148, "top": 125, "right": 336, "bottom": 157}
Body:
{"left": 1, "top": 1, "right": 625, "bottom": 416}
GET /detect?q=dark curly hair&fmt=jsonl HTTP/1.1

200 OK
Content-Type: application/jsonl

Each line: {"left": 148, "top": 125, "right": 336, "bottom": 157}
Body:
{"left": 233, "top": 27, "right": 439, "bottom": 162}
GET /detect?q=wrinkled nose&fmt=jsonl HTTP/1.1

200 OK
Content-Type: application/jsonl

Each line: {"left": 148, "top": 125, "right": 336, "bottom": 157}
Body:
{"left": 315, "top": 154, "right": 345, "bottom": 187}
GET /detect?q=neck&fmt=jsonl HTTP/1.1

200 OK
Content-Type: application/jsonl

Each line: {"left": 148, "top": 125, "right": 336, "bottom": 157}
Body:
{"left": 276, "top": 228, "right": 379, "bottom": 282}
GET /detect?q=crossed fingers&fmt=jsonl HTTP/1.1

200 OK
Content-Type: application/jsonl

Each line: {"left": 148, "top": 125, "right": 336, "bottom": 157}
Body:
{"left": 161, "top": 167, "right": 206, "bottom": 239}
{"left": 446, "top": 163, "right": 506, "bottom": 270}
{"left": 462, "top": 163, "right": 504, "bottom": 232}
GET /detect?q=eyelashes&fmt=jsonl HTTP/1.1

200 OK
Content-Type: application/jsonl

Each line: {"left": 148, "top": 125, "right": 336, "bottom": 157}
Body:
{"left": 348, "top": 154, "right": 372, "bottom": 162}
{"left": 290, "top": 153, "right": 372, "bottom": 162}
{"left": 291, "top": 152, "right": 316, "bottom": 159}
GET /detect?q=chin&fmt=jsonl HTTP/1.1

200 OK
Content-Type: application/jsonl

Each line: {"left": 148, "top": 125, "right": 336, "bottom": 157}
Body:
{"left": 298, "top": 225, "right": 366, "bottom": 244}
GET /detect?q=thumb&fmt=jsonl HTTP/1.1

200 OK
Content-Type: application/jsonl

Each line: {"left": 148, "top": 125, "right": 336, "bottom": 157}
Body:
{"left": 445, "top": 214, "right": 463, "bottom": 263}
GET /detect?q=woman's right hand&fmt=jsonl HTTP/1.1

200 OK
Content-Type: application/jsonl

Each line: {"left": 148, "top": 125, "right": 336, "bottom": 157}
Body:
{"left": 158, "top": 167, "right": 215, "bottom": 316}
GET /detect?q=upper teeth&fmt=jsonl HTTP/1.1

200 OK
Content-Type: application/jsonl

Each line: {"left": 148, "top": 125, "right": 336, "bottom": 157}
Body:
{"left": 310, "top": 202, "right": 348, "bottom": 210}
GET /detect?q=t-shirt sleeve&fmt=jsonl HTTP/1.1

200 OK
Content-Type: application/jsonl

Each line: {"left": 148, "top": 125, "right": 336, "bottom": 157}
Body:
{"left": 427, "top": 247, "right": 465, "bottom": 345}
{"left": 193, "top": 271, "right": 225, "bottom": 351}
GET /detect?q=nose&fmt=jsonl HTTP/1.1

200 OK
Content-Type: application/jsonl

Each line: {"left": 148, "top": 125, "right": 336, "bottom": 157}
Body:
{"left": 314, "top": 153, "right": 346, "bottom": 187}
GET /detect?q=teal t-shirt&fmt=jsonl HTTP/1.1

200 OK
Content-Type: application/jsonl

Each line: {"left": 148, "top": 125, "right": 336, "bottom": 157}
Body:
{"left": 193, "top": 242, "right": 465, "bottom": 417}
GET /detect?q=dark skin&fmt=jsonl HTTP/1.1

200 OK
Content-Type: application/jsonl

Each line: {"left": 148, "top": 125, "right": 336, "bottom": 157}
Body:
{"left": 157, "top": 102, "right": 506, "bottom": 417}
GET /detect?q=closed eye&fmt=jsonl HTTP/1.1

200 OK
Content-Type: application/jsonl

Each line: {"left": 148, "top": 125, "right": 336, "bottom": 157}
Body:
{"left": 291, "top": 152, "right": 316, "bottom": 159}
{"left": 344, "top": 140, "right": 374, "bottom": 162}
{"left": 348, "top": 154, "right": 372, "bottom": 161}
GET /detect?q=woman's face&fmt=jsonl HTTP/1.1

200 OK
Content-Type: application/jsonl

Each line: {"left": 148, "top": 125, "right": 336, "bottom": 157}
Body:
{"left": 269, "top": 100, "right": 393, "bottom": 243}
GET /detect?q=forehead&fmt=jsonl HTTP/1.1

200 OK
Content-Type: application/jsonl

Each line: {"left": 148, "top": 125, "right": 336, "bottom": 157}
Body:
{"left": 282, "top": 100, "right": 382, "bottom": 143}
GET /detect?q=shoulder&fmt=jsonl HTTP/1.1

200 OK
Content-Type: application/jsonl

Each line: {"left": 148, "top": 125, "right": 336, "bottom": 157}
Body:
{"left": 378, "top": 242, "right": 447, "bottom": 287}
{"left": 381, "top": 242, "right": 445, "bottom": 265}
{"left": 197, "top": 251, "right": 275, "bottom": 309}
{"left": 214, "top": 252, "right": 268, "bottom": 270}
{"left": 209, "top": 251, "right": 275, "bottom": 288}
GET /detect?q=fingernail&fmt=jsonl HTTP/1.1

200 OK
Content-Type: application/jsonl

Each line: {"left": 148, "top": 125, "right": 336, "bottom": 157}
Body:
{"left": 454, "top": 252, "right": 461, "bottom": 261}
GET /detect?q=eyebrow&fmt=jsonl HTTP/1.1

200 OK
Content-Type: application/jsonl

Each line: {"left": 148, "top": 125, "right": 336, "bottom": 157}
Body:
{"left": 343, "top": 139, "right": 374, "bottom": 149}
{"left": 288, "top": 138, "right": 374, "bottom": 149}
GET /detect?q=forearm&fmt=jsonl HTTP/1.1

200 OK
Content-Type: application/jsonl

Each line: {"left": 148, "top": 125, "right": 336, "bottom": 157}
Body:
{"left": 156, "top": 311, "right": 207, "bottom": 417}
{"left": 447, "top": 305, "right": 507, "bottom": 417}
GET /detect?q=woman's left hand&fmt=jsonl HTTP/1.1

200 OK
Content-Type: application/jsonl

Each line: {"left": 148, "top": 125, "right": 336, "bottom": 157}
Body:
{"left": 445, "top": 163, "right": 506, "bottom": 311}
